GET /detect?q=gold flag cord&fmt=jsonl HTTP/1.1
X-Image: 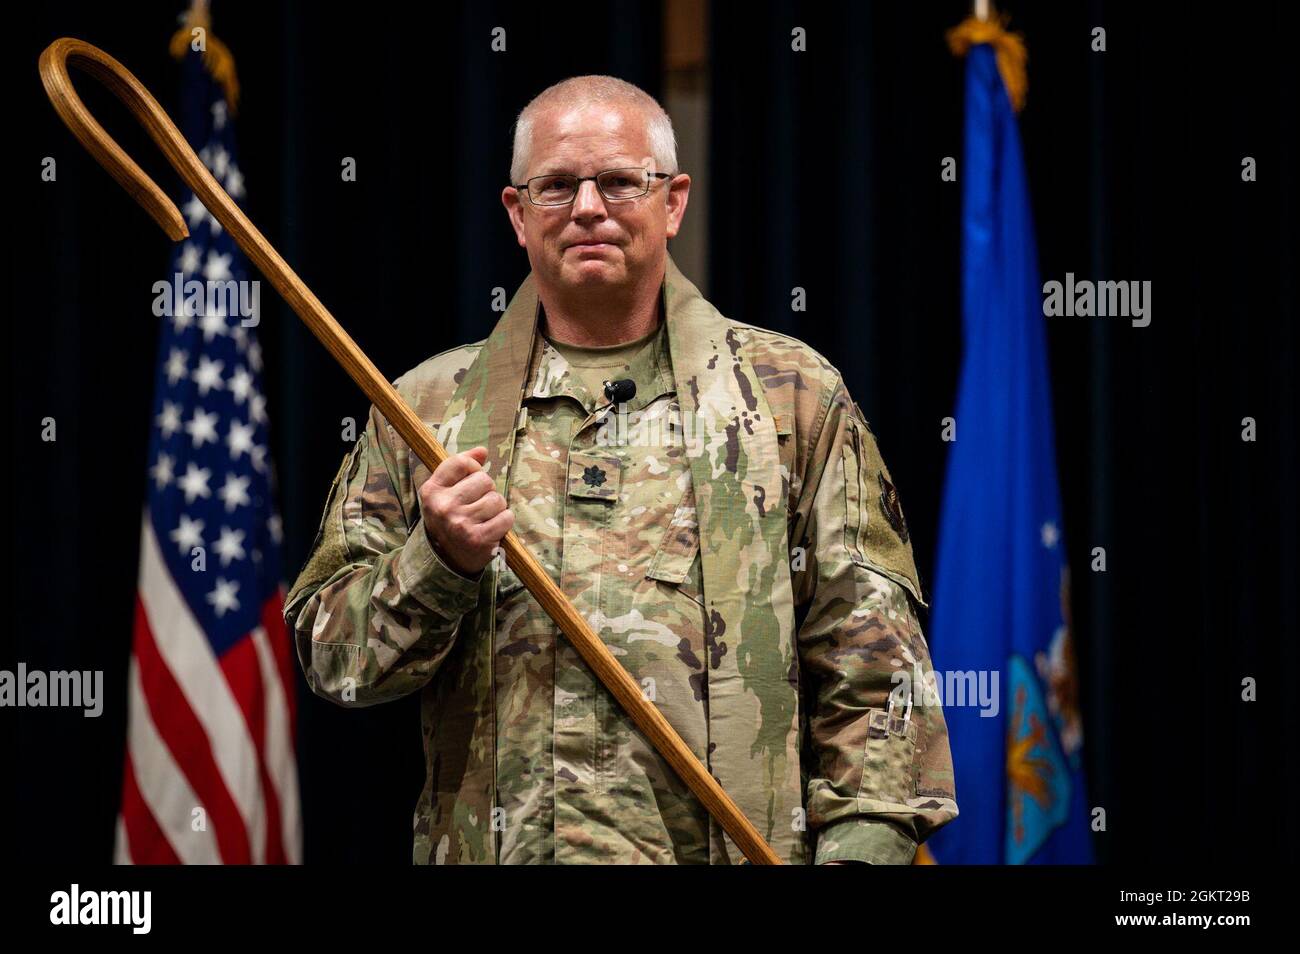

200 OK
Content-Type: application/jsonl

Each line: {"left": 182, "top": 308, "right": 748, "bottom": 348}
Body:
{"left": 169, "top": 0, "right": 240, "bottom": 113}
{"left": 947, "top": 12, "right": 1029, "bottom": 113}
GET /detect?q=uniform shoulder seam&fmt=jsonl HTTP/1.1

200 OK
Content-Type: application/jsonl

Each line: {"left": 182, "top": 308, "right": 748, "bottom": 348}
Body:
{"left": 392, "top": 339, "right": 486, "bottom": 389}
{"left": 729, "top": 319, "right": 841, "bottom": 374}
{"left": 427, "top": 338, "right": 486, "bottom": 363}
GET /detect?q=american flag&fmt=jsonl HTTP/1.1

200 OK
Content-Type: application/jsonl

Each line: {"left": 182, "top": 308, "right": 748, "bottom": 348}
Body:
{"left": 114, "top": 46, "right": 301, "bottom": 864}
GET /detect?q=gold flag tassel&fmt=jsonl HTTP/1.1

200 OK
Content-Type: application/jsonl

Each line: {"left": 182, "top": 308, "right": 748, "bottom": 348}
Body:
{"left": 169, "top": 0, "right": 240, "bottom": 113}
{"left": 946, "top": 9, "right": 1028, "bottom": 113}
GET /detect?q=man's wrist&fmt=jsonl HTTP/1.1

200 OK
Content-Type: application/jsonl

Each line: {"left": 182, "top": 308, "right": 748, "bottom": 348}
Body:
{"left": 395, "top": 521, "right": 484, "bottom": 611}
{"left": 425, "top": 526, "right": 483, "bottom": 582}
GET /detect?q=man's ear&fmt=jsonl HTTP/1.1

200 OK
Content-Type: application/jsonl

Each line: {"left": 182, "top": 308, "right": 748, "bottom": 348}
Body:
{"left": 665, "top": 173, "right": 691, "bottom": 240}
{"left": 501, "top": 186, "right": 528, "bottom": 247}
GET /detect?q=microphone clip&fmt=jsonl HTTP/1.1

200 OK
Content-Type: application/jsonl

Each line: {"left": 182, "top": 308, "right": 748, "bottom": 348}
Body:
{"left": 603, "top": 378, "right": 636, "bottom": 405}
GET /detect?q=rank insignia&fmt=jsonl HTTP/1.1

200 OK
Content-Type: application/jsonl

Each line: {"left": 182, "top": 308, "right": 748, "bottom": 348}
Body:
{"left": 878, "top": 472, "right": 909, "bottom": 544}
{"left": 582, "top": 465, "right": 607, "bottom": 487}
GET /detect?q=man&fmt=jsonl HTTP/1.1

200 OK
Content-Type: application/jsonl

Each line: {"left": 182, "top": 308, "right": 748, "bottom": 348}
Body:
{"left": 285, "top": 76, "right": 958, "bottom": 864}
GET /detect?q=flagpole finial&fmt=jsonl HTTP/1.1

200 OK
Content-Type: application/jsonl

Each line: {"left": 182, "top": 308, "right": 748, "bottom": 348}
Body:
{"left": 948, "top": 9, "right": 1028, "bottom": 112}
{"left": 170, "top": 0, "right": 240, "bottom": 114}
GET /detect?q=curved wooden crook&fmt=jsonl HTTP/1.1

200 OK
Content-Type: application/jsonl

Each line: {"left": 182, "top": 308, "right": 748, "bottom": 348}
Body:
{"left": 40, "top": 38, "right": 191, "bottom": 239}
{"left": 38, "top": 37, "right": 782, "bottom": 864}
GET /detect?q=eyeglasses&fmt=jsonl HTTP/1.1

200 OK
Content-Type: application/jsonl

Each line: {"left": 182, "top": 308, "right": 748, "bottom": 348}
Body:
{"left": 514, "top": 167, "right": 674, "bottom": 206}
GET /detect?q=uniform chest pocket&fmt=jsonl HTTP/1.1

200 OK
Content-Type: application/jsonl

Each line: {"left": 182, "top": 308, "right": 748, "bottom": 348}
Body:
{"left": 567, "top": 450, "right": 621, "bottom": 503}
{"left": 645, "top": 484, "right": 703, "bottom": 606}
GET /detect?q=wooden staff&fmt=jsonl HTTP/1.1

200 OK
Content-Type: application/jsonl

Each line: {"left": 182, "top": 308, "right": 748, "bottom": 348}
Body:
{"left": 39, "top": 37, "right": 781, "bottom": 865}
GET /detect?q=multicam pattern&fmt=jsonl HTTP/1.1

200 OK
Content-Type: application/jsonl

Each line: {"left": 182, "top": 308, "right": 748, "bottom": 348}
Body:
{"left": 284, "top": 256, "right": 959, "bottom": 864}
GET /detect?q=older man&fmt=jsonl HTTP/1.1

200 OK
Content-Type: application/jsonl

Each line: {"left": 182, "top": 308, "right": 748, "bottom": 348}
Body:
{"left": 285, "top": 76, "right": 958, "bottom": 865}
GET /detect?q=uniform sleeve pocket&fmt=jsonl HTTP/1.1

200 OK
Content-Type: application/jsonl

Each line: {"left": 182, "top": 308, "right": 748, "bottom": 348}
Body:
{"left": 841, "top": 417, "right": 868, "bottom": 563}
{"left": 320, "top": 436, "right": 367, "bottom": 557}
{"left": 841, "top": 412, "right": 927, "bottom": 609}
{"left": 857, "top": 705, "right": 919, "bottom": 805}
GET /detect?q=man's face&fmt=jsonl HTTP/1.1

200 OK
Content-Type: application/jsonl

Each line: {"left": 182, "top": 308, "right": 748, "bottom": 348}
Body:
{"left": 502, "top": 102, "right": 689, "bottom": 294}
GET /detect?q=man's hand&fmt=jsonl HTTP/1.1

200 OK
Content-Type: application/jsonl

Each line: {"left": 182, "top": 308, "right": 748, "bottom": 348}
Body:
{"left": 418, "top": 446, "right": 515, "bottom": 578}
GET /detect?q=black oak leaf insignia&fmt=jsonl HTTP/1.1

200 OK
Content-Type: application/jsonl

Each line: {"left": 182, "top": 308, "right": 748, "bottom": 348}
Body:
{"left": 582, "top": 465, "right": 607, "bottom": 487}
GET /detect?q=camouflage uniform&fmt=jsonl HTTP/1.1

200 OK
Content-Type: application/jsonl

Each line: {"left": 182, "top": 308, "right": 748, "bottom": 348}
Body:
{"left": 285, "top": 255, "right": 959, "bottom": 864}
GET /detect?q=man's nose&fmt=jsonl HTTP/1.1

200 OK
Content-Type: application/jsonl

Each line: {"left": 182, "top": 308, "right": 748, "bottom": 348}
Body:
{"left": 570, "top": 178, "right": 607, "bottom": 221}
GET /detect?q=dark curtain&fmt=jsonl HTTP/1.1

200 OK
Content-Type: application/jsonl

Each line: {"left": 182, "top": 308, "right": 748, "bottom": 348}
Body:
{"left": 709, "top": 0, "right": 1298, "bottom": 863}
{"left": 7, "top": 0, "right": 661, "bottom": 863}
{"left": 6, "top": 0, "right": 1296, "bottom": 866}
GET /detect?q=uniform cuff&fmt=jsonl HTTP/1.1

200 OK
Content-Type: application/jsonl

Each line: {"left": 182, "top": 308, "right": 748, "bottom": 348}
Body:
{"left": 815, "top": 818, "right": 917, "bottom": 865}
{"left": 396, "top": 522, "right": 483, "bottom": 613}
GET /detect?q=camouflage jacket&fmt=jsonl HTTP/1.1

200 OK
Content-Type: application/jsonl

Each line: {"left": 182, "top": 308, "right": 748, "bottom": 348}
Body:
{"left": 284, "top": 255, "right": 959, "bottom": 864}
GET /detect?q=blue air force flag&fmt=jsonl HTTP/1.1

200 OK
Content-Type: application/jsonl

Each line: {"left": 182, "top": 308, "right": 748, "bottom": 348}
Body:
{"left": 926, "top": 41, "right": 1093, "bottom": 865}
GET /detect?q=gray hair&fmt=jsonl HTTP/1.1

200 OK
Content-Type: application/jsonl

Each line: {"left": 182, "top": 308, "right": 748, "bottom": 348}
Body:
{"left": 510, "top": 75, "right": 678, "bottom": 185}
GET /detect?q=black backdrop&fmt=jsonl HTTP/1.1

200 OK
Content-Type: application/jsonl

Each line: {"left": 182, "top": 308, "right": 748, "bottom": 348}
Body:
{"left": 5, "top": 1, "right": 1296, "bottom": 864}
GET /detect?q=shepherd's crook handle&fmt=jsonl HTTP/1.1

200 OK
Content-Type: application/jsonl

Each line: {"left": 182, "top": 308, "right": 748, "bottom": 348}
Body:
{"left": 39, "top": 37, "right": 783, "bottom": 865}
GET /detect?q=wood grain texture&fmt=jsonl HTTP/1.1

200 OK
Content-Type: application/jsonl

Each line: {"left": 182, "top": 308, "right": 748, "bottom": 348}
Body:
{"left": 38, "top": 37, "right": 782, "bottom": 865}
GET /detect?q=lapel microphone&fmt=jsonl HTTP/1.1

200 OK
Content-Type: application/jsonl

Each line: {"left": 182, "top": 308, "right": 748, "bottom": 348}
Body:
{"left": 603, "top": 379, "right": 636, "bottom": 404}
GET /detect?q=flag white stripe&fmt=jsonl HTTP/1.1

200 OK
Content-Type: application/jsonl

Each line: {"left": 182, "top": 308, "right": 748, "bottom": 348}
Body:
{"left": 250, "top": 625, "right": 302, "bottom": 863}
{"left": 124, "top": 655, "right": 222, "bottom": 864}
{"left": 138, "top": 517, "right": 267, "bottom": 864}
